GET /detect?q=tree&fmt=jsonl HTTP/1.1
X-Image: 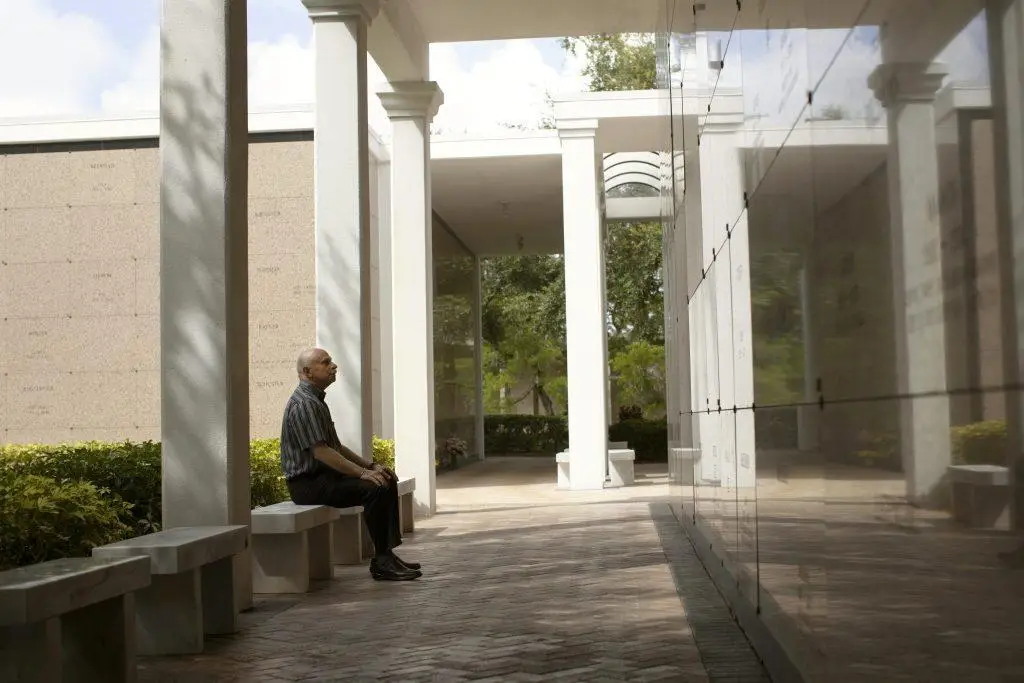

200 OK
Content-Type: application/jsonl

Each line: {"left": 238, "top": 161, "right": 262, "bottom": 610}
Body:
{"left": 605, "top": 221, "right": 664, "bottom": 352}
{"left": 611, "top": 341, "right": 666, "bottom": 415}
{"left": 561, "top": 34, "right": 657, "bottom": 91}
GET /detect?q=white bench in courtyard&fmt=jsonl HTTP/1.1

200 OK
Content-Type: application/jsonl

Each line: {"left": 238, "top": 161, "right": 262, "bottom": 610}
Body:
{"left": 331, "top": 505, "right": 365, "bottom": 566}
{"left": 608, "top": 448, "right": 636, "bottom": 487}
{"left": 251, "top": 502, "right": 339, "bottom": 593}
{"left": 0, "top": 555, "right": 150, "bottom": 683}
{"left": 555, "top": 451, "right": 570, "bottom": 489}
{"left": 948, "top": 464, "right": 1011, "bottom": 530}
{"left": 92, "top": 525, "right": 248, "bottom": 655}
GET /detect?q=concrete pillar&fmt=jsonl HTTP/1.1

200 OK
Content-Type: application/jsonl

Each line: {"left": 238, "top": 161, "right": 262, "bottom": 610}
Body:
{"left": 376, "top": 156, "right": 395, "bottom": 439}
{"left": 378, "top": 81, "right": 444, "bottom": 516}
{"left": 473, "top": 255, "right": 486, "bottom": 460}
{"left": 304, "top": 0, "right": 379, "bottom": 459}
{"left": 696, "top": 119, "right": 755, "bottom": 489}
{"left": 987, "top": 0, "right": 1024, "bottom": 530}
{"left": 558, "top": 119, "right": 608, "bottom": 490}
{"left": 869, "top": 61, "right": 952, "bottom": 504}
{"left": 160, "top": 0, "right": 251, "bottom": 610}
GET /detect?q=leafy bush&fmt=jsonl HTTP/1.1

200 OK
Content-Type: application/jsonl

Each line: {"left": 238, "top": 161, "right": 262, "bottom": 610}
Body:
{"left": 618, "top": 404, "right": 643, "bottom": 422}
{"left": 0, "top": 470, "right": 132, "bottom": 571}
{"left": 372, "top": 436, "right": 396, "bottom": 470}
{"left": 951, "top": 420, "right": 1008, "bottom": 466}
{"left": 249, "top": 439, "right": 290, "bottom": 507}
{"left": 485, "top": 415, "right": 569, "bottom": 454}
{"left": 0, "top": 441, "right": 161, "bottom": 535}
{"left": 609, "top": 418, "right": 668, "bottom": 462}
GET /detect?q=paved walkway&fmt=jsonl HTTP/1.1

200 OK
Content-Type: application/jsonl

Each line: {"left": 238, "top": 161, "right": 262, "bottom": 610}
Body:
{"left": 138, "top": 457, "right": 769, "bottom": 682}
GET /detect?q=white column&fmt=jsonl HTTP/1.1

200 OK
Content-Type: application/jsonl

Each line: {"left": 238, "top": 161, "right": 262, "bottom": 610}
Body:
{"left": 697, "top": 120, "right": 755, "bottom": 489}
{"left": 378, "top": 81, "right": 444, "bottom": 516}
{"left": 304, "top": 0, "right": 378, "bottom": 459}
{"left": 869, "top": 61, "right": 952, "bottom": 504}
{"left": 473, "top": 255, "right": 486, "bottom": 460}
{"left": 558, "top": 119, "right": 608, "bottom": 490}
{"left": 987, "top": 0, "right": 1024, "bottom": 529}
{"left": 376, "top": 157, "right": 395, "bottom": 439}
{"left": 160, "top": 0, "right": 251, "bottom": 610}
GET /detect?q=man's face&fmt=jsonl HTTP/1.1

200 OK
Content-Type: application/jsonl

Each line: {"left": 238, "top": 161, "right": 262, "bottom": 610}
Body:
{"left": 304, "top": 350, "right": 338, "bottom": 389}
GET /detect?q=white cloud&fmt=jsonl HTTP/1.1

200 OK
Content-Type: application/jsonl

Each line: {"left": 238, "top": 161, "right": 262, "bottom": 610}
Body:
{"left": 0, "top": 0, "right": 119, "bottom": 118}
{"left": 429, "top": 40, "right": 587, "bottom": 135}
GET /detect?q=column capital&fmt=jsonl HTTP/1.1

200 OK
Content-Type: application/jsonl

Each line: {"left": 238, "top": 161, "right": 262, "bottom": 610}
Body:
{"left": 556, "top": 118, "right": 599, "bottom": 140}
{"left": 302, "top": 0, "right": 380, "bottom": 23}
{"left": 377, "top": 81, "right": 444, "bottom": 121}
{"left": 868, "top": 61, "right": 949, "bottom": 107}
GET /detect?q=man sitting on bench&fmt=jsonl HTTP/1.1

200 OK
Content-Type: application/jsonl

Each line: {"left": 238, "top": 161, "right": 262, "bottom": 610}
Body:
{"left": 279, "top": 347, "right": 421, "bottom": 581}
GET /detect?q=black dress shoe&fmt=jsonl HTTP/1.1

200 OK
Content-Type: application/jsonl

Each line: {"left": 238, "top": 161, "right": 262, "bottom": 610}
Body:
{"left": 370, "top": 555, "right": 421, "bottom": 581}
{"left": 393, "top": 554, "right": 421, "bottom": 571}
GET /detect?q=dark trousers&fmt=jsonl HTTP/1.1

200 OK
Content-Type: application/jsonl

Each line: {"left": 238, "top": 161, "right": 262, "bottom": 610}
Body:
{"left": 287, "top": 471, "right": 402, "bottom": 555}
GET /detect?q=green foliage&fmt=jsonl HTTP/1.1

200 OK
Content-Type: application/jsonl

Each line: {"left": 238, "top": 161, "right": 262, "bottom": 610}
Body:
{"left": 0, "top": 470, "right": 132, "bottom": 571}
{"left": 951, "top": 420, "right": 1008, "bottom": 466}
{"left": 561, "top": 34, "right": 657, "bottom": 92}
{"left": 484, "top": 415, "right": 569, "bottom": 454}
{"left": 249, "top": 439, "right": 290, "bottom": 507}
{"left": 372, "top": 436, "right": 396, "bottom": 470}
{"left": 750, "top": 250, "right": 805, "bottom": 406}
{"left": 611, "top": 341, "right": 666, "bottom": 415}
{"left": 605, "top": 223, "right": 664, "bottom": 350}
{"left": 0, "top": 441, "right": 162, "bottom": 535}
{"left": 618, "top": 404, "right": 643, "bottom": 421}
{"left": 609, "top": 418, "right": 668, "bottom": 462}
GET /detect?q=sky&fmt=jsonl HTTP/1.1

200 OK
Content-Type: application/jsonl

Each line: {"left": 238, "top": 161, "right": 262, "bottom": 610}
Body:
{"left": 0, "top": 0, "right": 991, "bottom": 137}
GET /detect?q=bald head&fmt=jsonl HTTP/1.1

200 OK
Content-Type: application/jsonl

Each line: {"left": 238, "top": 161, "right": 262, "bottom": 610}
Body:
{"left": 296, "top": 347, "right": 337, "bottom": 389}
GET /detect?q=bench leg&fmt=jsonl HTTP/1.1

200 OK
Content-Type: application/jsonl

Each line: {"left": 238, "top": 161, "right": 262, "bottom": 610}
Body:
{"left": 201, "top": 556, "right": 238, "bottom": 635}
{"left": 361, "top": 513, "right": 376, "bottom": 559}
{"left": 307, "top": 524, "right": 333, "bottom": 580}
{"left": 62, "top": 593, "right": 136, "bottom": 683}
{"left": 135, "top": 570, "right": 203, "bottom": 655}
{"left": 252, "top": 532, "right": 310, "bottom": 594}
{"left": 0, "top": 619, "right": 62, "bottom": 683}
{"left": 332, "top": 516, "right": 363, "bottom": 565}
{"left": 400, "top": 493, "right": 415, "bottom": 534}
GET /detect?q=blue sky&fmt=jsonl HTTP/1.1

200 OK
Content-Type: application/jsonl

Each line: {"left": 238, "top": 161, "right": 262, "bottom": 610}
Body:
{"left": 0, "top": 0, "right": 990, "bottom": 134}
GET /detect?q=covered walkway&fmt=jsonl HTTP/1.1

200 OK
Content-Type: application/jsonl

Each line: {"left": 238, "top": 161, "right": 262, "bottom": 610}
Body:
{"left": 137, "top": 459, "right": 769, "bottom": 682}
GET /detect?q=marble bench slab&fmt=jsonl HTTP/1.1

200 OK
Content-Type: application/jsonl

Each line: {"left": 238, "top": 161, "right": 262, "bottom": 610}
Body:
{"left": 0, "top": 556, "right": 150, "bottom": 683}
{"left": 397, "top": 477, "right": 417, "bottom": 535}
{"left": 251, "top": 503, "right": 340, "bottom": 594}
{"left": 92, "top": 526, "right": 249, "bottom": 655}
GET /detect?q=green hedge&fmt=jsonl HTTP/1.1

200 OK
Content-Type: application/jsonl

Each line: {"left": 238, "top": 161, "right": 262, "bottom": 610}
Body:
{"left": 609, "top": 418, "right": 668, "bottom": 462}
{"left": 484, "top": 415, "right": 569, "bottom": 454}
{"left": 0, "top": 436, "right": 397, "bottom": 571}
{"left": 484, "top": 414, "right": 668, "bottom": 462}
{"left": 951, "top": 420, "right": 1008, "bottom": 466}
{"left": 0, "top": 470, "right": 133, "bottom": 571}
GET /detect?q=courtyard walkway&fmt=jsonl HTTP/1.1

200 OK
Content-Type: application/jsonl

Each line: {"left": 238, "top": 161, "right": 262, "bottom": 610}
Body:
{"left": 138, "top": 457, "right": 769, "bottom": 682}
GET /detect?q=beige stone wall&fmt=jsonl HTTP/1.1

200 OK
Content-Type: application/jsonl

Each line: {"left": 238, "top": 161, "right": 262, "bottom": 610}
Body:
{"left": 0, "top": 134, "right": 356, "bottom": 445}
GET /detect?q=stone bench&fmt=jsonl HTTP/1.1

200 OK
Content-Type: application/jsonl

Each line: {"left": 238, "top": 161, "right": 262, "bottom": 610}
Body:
{"left": 398, "top": 477, "right": 416, "bottom": 534}
{"left": 670, "top": 447, "right": 699, "bottom": 485}
{"left": 608, "top": 448, "right": 636, "bottom": 488}
{"left": 0, "top": 555, "right": 150, "bottom": 683}
{"left": 251, "top": 502, "right": 340, "bottom": 593}
{"left": 948, "top": 464, "right": 1011, "bottom": 530}
{"left": 92, "top": 525, "right": 248, "bottom": 655}
{"left": 331, "top": 505, "right": 365, "bottom": 566}
{"left": 555, "top": 451, "right": 570, "bottom": 489}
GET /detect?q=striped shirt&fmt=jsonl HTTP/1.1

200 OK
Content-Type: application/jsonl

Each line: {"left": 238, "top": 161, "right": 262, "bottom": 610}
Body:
{"left": 279, "top": 380, "right": 343, "bottom": 480}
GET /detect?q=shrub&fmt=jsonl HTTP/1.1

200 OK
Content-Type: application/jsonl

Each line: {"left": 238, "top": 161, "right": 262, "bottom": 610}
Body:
{"left": 249, "top": 439, "right": 289, "bottom": 507}
{"left": 484, "top": 415, "right": 568, "bottom": 454}
{"left": 951, "top": 420, "right": 1008, "bottom": 466}
{"left": 372, "top": 436, "right": 396, "bottom": 470}
{"left": 609, "top": 418, "right": 668, "bottom": 462}
{"left": 0, "top": 470, "right": 132, "bottom": 570}
{"left": 0, "top": 441, "right": 161, "bottom": 535}
{"left": 618, "top": 404, "right": 643, "bottom": 422}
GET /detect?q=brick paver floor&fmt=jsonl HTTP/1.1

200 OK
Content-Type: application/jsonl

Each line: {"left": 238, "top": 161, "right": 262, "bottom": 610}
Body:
{"left": 138, "top": 458, "right": 769, "bottom": 682}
